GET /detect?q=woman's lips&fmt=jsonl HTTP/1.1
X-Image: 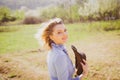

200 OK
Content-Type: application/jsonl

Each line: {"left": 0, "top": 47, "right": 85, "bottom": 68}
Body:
{"left": 62, "top": 37, "right": 68, "bottom": 41}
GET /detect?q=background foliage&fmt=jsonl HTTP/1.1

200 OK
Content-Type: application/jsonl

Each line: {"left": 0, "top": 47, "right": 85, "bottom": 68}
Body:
{"left": 0, "top": 0, "right": 120, "bottom": 24}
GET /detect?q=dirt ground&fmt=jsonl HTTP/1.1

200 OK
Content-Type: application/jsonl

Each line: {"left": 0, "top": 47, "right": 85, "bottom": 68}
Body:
{"left": 0, "top": 32, "right": 120, "bottom": 80}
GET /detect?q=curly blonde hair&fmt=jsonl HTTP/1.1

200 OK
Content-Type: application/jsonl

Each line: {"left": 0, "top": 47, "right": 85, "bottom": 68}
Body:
{"left": 35, "top": 18, "right": 63, "bottom": 50}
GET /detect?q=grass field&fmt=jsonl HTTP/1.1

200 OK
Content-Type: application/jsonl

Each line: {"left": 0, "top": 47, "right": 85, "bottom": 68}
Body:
{"left": 0, "top": 20, "right": 120, "bottom": 80}
{"left": 0, "top": 20, "right": 119, "bottom": 54}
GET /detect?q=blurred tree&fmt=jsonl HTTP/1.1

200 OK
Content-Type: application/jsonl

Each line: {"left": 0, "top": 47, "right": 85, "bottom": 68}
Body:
{"left": 12, "top": 10, "right": 25, "bottom": 20}
{"left": 0, "top": 7, "right": 16, "bottom": 25}
{"left": 76, "top": 0, "right": 87, "bottom": 7}
{"left": 0, "top": 7, "right": 11, "bottom": 23}
{"left": 98, "top": 0, "right": 119, "bottom": 20}
{"left": 39, "top": 0, "right": 120, "bottom": 23}
{"left": 78, "top": 0, "right": 120, "bottom": 21}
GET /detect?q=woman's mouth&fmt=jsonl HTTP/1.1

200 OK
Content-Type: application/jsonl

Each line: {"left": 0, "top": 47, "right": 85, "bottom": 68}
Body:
{"left": 62, "top": 37, "right": 68, "bottom": 41}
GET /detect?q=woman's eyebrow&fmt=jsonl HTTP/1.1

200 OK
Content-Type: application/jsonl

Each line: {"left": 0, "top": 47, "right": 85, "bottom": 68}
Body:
{"left": 56, "top": 29, "right": 64, "bottom": 32}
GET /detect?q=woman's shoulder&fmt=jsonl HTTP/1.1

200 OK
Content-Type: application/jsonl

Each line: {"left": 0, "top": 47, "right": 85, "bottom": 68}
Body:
{"left": 47, "top": 49, "right": 68, "bottom": 67}
{"left": 54, "top": 48, "right": 66, "bottom": 57}
{"left": 48, "top": 48, "right": 66, "bottom": 58}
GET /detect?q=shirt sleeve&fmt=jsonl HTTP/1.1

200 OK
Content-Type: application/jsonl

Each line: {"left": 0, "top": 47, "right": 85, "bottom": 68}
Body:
{"left": 54, "top": 54, "right": 80, "bottom": 80}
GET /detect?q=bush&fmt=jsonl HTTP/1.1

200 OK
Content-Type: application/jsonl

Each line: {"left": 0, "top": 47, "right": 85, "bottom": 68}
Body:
{"left": 12, "top": 10, "right": 25, "bottom": 20}
{"left": 23, "top": 16, "right": 41, "bottom": 24}
{"left": 0, "top": 7, "right": 11, "bottom": 23}
{"left": 0, "top": 7, "right": 17, "bottom": 25}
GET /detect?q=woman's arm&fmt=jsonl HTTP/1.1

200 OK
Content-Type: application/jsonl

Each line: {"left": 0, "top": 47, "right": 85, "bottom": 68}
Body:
{"left": 54, "top": 55, "right": 69, "bottom": 80}
{"left": 54, "top": 54, "right": 80, "bottom": 80}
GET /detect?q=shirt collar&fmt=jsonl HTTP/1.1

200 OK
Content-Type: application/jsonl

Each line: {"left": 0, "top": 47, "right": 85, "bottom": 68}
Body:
{"left": 51, "top": 42, "right": 68, "bottom": 55}
{"left": 51, "top": 42, "right": 64, "bottom": 49}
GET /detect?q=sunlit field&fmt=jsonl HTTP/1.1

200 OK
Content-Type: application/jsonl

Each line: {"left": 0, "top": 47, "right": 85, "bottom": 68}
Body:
{"left": 0, "top": 20, "right": 120, "bottom": 80}
{"left": 0, "top": 20, "right": 119, "bottom": 54}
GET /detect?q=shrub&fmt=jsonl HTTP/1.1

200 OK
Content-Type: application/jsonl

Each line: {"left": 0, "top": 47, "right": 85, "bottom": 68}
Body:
{"left": 23, "top": 16, "right": 41, "bottom": 24}
{"left": 0, "top": 7, "right": 11, "bottom": 23}
{"left": 0, "top": 7, "right": 17, "bottom": 25}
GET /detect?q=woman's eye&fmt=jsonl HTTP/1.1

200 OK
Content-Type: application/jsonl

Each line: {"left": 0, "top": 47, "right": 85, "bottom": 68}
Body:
{"left": 57, "top": 32, "right": 62, "bottom": 34}
{"left": 64, "top": 29, "right": 67, "bottom": 32}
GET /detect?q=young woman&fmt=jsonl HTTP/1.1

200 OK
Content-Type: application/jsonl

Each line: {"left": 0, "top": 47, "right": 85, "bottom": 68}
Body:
{"left": 35, "top": 18, "right": 88, "bottom": 80}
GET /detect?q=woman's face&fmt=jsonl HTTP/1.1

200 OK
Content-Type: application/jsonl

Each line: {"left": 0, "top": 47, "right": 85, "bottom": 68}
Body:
{"left": 50, "top": 24, "right": 68, "bottom": 45}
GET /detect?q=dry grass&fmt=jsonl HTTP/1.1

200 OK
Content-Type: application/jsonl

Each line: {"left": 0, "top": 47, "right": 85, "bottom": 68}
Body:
{"left": 0, "top": 50, "right": 49, "bottom": 80}
{"left": 0, "top": 32, "right": 120, "bottom": 80}
{"left": 67, "top": 32, "right": 120, "bottom": 80}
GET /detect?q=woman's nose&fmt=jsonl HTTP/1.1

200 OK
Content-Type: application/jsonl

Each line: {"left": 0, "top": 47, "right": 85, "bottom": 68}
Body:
{"left": 63, "top": 32, "right": 68, "bottom": 37}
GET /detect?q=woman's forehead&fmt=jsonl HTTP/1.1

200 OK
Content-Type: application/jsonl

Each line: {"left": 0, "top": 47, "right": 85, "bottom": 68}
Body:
{"left": 53, "top": 24, "right": 66, "bottom": 31}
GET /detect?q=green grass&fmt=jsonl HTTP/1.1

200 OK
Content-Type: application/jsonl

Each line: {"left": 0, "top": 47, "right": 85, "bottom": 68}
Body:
{"left": 67, "top": 20, "right": 120, "bottom": 43}
{"left": 0, "top": 24, "right": 40, "bottom": 54}
{"left": 0, "top": 20, "right": 120, "bottom": 54}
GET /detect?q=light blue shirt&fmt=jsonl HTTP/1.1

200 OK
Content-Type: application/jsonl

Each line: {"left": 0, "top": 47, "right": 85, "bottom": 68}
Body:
{"left": 47, "top": 43, "right": 80, "bottom": 80}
